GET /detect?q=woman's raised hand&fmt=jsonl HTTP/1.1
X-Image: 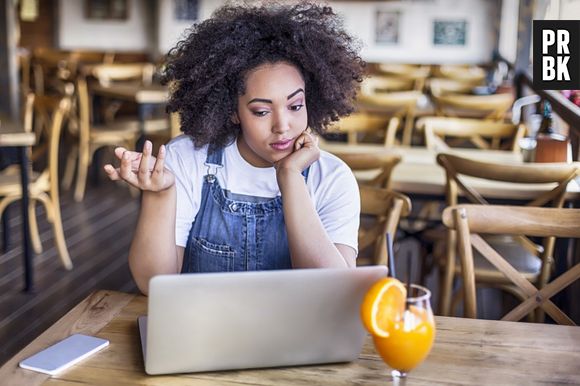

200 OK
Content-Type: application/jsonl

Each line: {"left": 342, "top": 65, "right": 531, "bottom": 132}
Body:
{"left": 104, "top": 140, "right": 175, "bottom": 192}
{"left": 274, "top": 129, "right": 320, "bottom": 175}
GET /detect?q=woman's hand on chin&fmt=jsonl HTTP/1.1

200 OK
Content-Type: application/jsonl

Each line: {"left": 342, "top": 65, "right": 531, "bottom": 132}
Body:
{"left": 274, "top": 129, "right": 320, "bottom": 177}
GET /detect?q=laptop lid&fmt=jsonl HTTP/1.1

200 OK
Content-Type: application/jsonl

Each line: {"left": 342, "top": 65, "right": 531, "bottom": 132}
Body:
{"left": 142, "top": 266, "right": 387, "bottom": 375}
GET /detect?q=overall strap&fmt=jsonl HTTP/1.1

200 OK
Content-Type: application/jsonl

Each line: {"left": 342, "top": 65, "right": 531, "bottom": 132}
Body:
{"left": 204, "top": 147, "right": 224, "bottom": 179}
{"left": 301, "top": 166, "right": 310, "bottom": 182}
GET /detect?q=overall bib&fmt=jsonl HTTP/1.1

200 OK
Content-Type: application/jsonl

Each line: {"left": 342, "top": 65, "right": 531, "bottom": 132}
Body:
{"left": 181, "top": 147, "right": 310, "bottom": 273}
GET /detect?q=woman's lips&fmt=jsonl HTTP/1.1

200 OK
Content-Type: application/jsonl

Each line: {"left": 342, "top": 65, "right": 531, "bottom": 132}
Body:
{"left": 270, "top": 139, "right": 293, "bottom": 151}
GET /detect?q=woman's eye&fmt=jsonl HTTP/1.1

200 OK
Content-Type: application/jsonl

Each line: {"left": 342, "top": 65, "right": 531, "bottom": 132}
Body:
{"left": 252, "top": 111, "right": 269, "bottom": 117}
{"left": 289, "top": 104, "right": 303, "bottom": 111}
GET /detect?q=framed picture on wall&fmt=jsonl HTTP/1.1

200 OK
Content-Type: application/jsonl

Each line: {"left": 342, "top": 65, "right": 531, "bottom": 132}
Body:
{"left": 174, "top": 0, "right": 198, "bottom": 21}
{"left": 85, "top": 0, "right": 128, "bottom": 20}
{"left": 375, "top": 10, "right": 400, "bottom": 44}
{"left": 433, "top": 20, "right": 467, "bottom": 46}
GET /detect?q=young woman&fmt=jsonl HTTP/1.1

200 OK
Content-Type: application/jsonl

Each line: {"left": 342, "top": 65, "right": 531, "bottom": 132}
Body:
{"left": 104, "top": 2, "right": 366, "bottom": 294}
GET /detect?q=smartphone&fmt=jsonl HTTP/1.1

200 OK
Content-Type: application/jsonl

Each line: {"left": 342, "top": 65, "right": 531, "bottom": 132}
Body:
{"left": 19, "top": 334, "right": 109, "bottom": 375}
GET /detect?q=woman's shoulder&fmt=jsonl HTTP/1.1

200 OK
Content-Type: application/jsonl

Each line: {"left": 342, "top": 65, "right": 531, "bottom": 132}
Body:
{"left": 166, "top": 135, "right": 209, "bottom": 158}
{"left": 317, "top": 149, "right": 351, "bottom": 174}
{"left": 164, "top": 135, "right": 211, "bottom": 173}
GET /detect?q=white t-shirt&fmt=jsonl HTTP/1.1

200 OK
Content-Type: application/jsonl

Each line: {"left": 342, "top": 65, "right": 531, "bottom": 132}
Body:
{"left": 165, "top": 135, "right": 360, "bottom": 253}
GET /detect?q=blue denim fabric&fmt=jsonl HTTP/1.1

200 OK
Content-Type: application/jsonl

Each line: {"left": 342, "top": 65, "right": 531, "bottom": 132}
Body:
{"left": 181, "top": 147, "right": 309, "bottom": 273}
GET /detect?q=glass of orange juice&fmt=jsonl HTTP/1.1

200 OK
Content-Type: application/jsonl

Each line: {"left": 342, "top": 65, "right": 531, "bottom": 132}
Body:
{"left": 372, "top": 284, "right": 435, "bottom": 384}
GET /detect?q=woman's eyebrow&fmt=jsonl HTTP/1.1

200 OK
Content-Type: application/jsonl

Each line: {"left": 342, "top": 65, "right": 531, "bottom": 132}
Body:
{"left": 247, "top": 88, "right": 305, "bottom": 105}
{"left": 286, "top": 88, "right": 304, "bottom": 100}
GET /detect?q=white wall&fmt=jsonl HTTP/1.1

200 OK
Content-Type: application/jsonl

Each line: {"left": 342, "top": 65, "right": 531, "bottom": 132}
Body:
{"left": 330, "top": 0, "right": 498, "bottom": 64}
{"left": 58, "top": 0, "right": 149, "bottom": 51}
{"left": 499, "top": 0, "right": 519, "bottom": 64}
{"left": 59, "top": 0, "right": 500, "bottom": 64}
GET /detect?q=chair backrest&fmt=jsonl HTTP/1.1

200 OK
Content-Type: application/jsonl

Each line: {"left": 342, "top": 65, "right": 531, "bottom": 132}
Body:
{"left": 376, "top": 64, "right": 430, "bottom": 91}
{"left": 361, "top": 74, "right": 416, "bottom": 93}
{"left": 437, "top": 153, "right": 580, "bottom": 208}
{"left": 418, "top": 116, "right": 526, "bottom": 152}
{"left": 437, "top": 152, "right": 580, "bottom": 293}
{"left": 358, "top": 186, "right": 411, "bottom": 266}
{"left": 24, "top": 91, "right": 72, "bottom": 200}
{"left": 431, "top": 93, "right": 514, "bottom": 120}
{"left": 433, "top": 65, "right": 486, "bottom": 84}
{"left": 356, "top": 91, "right": 422, "bottom": 146}
{"left": 90, "top": 63, "right": 155, "bottom": 87}
{"left": 333, "top": 152, "right": 401, "bottom": 190}
{"left": 442, "top": 204, "right": 580, "bottom": 325}
{"left": 428, "top": 77, "right": 482, "bottom": 96}
{"left": 326, "top": 112, "right": 395, "bottom": 146}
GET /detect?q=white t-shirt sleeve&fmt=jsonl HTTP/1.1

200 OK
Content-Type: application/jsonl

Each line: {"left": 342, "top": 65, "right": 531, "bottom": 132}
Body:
{"left": 312, "top": 154, "right": 360, "bottom": 254}
{"left": 164, "top": 136, "right": 200, "bottom": 247}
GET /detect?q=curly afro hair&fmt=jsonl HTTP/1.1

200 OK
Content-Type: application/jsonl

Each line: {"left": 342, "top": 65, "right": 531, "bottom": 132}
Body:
{"left": 162, "top": 1, "right": 365, "bottom": 149}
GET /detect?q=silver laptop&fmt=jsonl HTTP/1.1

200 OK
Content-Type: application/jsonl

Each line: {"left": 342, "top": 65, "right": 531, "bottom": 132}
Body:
{"left": 138, "top": 266, "right": 387, "bottom": 375}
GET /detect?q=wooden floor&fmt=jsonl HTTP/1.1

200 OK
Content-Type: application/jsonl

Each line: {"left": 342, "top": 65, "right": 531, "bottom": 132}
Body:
{"left": 0, "top": 180, "right": 139, "bottom": 366}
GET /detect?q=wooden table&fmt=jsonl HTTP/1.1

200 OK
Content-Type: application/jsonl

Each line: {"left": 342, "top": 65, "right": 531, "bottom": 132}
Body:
{"left": 321, "top": 142, "right": 580, "bottom": 202}
{"left": 0, "top": 116, "right": 36, "bottom": 291}
{"left": 90, "top": 83, "right": 169, "bottom": 105}
{"left": 1, "top": 290, "right": 579, "bottom": 385}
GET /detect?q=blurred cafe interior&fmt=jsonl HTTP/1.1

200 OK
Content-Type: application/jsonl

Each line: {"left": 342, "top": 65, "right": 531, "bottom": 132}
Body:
{"left": 0, "top": 0, "right": 580, "bottom": 379}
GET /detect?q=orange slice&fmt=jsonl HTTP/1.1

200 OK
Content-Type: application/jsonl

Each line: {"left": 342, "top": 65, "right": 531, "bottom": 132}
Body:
{"left": 360, "top": 277, "right": 407, "bottom": 337}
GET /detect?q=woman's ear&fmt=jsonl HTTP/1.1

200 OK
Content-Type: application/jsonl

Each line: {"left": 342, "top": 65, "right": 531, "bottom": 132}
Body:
{"left": 231, "top": 113, "right": 240, "bottom": 125}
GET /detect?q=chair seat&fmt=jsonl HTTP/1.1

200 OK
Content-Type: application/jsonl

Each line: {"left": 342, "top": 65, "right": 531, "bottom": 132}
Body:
{"left": 455, "top": 235, "right": 542, "bottom": 281}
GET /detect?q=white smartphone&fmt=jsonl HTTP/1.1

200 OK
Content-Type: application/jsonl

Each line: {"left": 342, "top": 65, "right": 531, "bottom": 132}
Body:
{"left": 19, "top": 334, "right": 109, "bottom": 375}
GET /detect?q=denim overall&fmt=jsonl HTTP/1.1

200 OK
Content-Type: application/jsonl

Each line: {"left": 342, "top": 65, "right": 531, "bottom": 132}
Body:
{"left": 181, "top": 147, "right": 310, "bottom": 273}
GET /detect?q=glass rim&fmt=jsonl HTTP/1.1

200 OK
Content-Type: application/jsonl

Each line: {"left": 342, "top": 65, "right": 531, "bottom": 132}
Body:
{"left": 405, "top": 283, "right": 431, "bottom": 303}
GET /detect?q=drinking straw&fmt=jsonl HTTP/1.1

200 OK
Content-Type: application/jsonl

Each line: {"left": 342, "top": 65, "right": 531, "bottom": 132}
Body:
{"left": 386, "top": 233, "right": 396, "bottom": 278}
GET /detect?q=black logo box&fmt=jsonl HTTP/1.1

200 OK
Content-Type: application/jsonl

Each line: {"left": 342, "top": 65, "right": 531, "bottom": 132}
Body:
{"left": 533, "top": 20, "right": 580, "bottom": 90}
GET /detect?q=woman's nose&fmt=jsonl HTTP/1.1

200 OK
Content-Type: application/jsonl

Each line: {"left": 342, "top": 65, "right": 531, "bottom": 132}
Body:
{"left": 272, "top": 111, "right": 291, "bottom": 134}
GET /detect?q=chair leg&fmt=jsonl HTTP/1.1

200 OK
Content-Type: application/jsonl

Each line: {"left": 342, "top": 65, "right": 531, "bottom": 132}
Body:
{"left": 74, "top": 145, "right": 92, "bottom": 202}
{"left": 28, "top": 200, "right": 43, "bottom": 254}
{"left": 42, "top": 199, "right": 73, "bottom": 270}
{"left": 438, "top": 230, "right": 456, "bottom": 316}
{"left": 62, "top": 145, "right": 78, "bottom": 191}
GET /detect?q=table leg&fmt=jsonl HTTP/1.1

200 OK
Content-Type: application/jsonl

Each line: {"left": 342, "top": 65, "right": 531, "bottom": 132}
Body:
{"left": 18, "top": 146, "right": 34, "bottom": 292}
{"left": 1, "top": 206, "right": 9, "bottom": 251}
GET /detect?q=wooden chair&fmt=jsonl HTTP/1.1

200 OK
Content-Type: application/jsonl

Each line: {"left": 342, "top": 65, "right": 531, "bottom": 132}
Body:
{"left": 62, "top": 76, "right": 140, "bottom": 202}
{"left": 442, "top": 204, "right": 580, "bottom": 325}
{"left": 356, "top": 91, "right": 422, "bottom": 146}
{"left": 31, "top": 48, "right": 74, "bottom": 96}
{"left": 433, "top": 65, "right": 486, "bottom": 84}
{"left": 431, "top": 93, "right": 514, "bottom": 121}
{"left": 333, "top": 152, "right": 401, "bottom": 190}
{"left": 428, "top": 77, "right": 483, "bottom": 96}
{"left": 361, "top": 74, "right": 416, "bottom": 93}
{"left": 357, "top": 185, "right": 412, "bottom": 267}
{"left": 0, "top": 92, "right": 74, "bottom": 270}
{"left": 418, "top": 116, "right": 526, "bottom": 152}
{"left": 436, "top": 153, "right": 580, "bottom": 317}
{"left": 376, "top": 64, "right": 430, "bottom": 91}
{"left": 89, "top": 63, "right": 156, "bottom": 124}
{"left": 325, "top": 112, "right": 397, "bottom": 146}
